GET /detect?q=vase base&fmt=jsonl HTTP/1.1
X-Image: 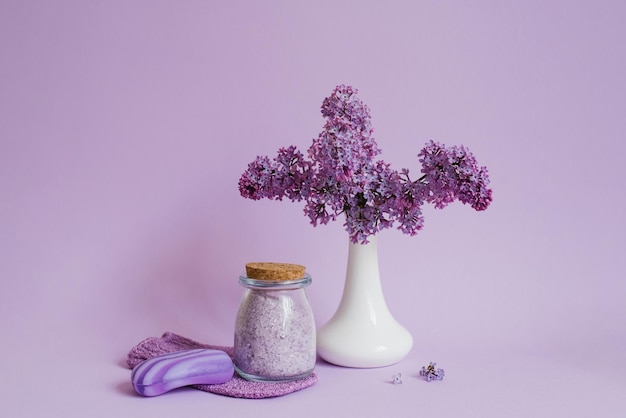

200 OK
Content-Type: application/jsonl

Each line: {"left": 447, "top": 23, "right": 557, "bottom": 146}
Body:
{"left": 317, "top": 322, "right": 413, "bottom": 368}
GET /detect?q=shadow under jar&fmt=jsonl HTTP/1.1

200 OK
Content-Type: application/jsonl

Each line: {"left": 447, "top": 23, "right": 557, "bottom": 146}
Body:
{"left": 234, "top": 263, "right": 316, "bottom": 382}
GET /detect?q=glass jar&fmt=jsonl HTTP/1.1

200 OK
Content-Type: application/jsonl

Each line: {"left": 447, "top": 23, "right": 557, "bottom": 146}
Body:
{"left": 234, "top": 265, "right": 316, "bottom": 382}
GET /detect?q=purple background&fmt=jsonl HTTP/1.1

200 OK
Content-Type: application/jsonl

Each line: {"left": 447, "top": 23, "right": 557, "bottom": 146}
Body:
{"left": 1, "top": 1, "right": 624, "bottom": 416}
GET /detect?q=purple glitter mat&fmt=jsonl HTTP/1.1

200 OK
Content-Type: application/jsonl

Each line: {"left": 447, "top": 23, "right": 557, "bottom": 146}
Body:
{"left": 126, "top": 332, "right": 318, "bottom": 399}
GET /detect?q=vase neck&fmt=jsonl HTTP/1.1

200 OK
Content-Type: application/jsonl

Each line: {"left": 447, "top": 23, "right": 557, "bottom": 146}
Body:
{"left": 335, "top": 234, "right": 390, "bottom": 320}
{"left": 344, "top": 235, "right": 383, "bottom": 292}
{"left": 347, "top": 235, "right": 379, "bottom": 278}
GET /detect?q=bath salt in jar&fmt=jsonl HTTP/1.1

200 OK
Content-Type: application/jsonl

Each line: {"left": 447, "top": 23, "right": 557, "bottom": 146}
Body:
{"left": 234, "top": 262, "right": 316, "bottom": 382}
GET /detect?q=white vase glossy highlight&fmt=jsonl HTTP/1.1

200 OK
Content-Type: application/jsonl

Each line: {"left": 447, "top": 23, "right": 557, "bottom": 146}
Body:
{"left": 317, "top": 235, "right": 413, "bottom": 368}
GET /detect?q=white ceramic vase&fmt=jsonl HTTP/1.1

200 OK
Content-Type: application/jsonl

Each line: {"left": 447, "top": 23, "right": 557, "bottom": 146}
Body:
{"left": 316, "top": 235, "right": 413, "bottom": 368}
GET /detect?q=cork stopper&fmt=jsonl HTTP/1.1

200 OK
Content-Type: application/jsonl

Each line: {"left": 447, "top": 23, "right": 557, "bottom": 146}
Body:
{"left": 245, "top": 262, "right": 306, "bottom": 281}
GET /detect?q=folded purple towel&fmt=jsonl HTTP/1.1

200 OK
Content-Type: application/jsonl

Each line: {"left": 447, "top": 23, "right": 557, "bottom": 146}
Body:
{"left": 126, "top": 332, "right": 318, "bottom": 399}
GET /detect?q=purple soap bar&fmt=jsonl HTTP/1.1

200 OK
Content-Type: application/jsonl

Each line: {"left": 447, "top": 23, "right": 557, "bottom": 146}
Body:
{"left": 131, "top": 348, "right": 234, "bottom": 396}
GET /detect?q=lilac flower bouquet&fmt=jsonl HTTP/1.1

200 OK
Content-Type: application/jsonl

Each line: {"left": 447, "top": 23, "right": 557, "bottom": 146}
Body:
{"left": 239, "top": 85, "right": 492, "bottom": 244}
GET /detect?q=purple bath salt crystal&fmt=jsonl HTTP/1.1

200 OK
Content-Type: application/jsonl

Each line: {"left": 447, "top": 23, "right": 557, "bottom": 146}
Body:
{"left": 131, "top": 348, "right": 234, "bottom": 396}
{"left": 234, "top": 289, "right": 316, "bottom": 382}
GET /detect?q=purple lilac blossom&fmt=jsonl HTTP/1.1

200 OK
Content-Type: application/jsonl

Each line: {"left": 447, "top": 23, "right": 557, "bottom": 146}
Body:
{"left": 418, "top": 140, "right": 492, "bottom": 211}
{"left": 238, "top": 85, "right": 493, "bottom": 244}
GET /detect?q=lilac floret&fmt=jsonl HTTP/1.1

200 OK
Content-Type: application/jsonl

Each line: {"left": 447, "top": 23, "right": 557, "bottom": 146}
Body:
{"left": 419, "top": 361, "right": 445, "bottom": 382}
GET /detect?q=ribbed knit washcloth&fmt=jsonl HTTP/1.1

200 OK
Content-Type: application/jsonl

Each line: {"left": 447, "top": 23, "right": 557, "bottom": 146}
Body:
{"left": 126, "top": 332, "right": 318, "bottom": 399}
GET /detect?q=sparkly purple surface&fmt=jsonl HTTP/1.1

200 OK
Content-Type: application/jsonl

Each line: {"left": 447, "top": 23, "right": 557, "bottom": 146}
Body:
{"left": 127, "top": 332, "right": 318, "bottom": 399}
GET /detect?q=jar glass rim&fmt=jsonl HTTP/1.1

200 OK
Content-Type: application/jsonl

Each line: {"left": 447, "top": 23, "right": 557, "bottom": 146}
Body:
{"left": 239, "top": 273, "right": 311, "bottom": 289}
